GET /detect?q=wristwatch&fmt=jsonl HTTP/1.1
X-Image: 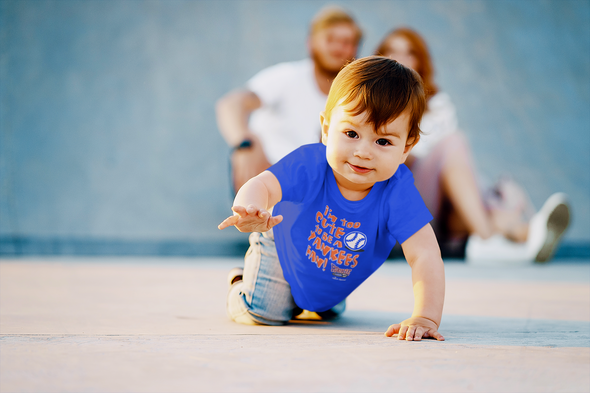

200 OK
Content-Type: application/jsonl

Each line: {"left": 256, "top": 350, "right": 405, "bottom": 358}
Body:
{"left": 232, "top": 139, "right": 252, "bottom": 152}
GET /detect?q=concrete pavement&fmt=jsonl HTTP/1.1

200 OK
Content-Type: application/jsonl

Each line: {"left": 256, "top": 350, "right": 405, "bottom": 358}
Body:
{"left": 1, "top": 257, "right": 589, "bottom": 392}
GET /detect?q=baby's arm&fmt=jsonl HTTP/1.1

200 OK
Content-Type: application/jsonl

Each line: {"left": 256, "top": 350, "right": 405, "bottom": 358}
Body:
{"left": 385, "top": 223, "right": 445, "bottom": 341}
{"left": 218, "top": 171, "right": 283, "bottom": 233}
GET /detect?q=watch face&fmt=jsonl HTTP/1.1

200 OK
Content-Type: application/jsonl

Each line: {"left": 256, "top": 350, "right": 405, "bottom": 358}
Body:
{"left": 240, "top": 140, "right": 252, "bottom": 148}
{"left": 235, "top": 139, "right": 252, "bottom": 150}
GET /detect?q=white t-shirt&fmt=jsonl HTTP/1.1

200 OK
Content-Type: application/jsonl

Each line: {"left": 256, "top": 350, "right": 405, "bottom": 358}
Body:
{"left": 412, "top": 92, "right": 458, "bottom": 159}
{"left": 247, "top": 58, "right": 327, "bottom": 164}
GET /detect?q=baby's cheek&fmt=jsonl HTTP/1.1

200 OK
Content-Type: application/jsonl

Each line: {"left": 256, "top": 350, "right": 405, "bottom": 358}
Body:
{"left": 325, "top": 148, "right": 337, "bottom": 165}
{"left": 381, "top": 163, "right": 400, "bottom": 181}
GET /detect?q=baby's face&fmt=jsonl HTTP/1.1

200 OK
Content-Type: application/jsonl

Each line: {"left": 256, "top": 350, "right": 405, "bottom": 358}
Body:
{"left": 321, "top": 102, "right": 414, "bottom": 199}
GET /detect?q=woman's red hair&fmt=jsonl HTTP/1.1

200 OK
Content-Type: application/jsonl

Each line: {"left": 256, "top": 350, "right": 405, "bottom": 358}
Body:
{"left": 375, "top": 27, "right": 438, "bottom": 100}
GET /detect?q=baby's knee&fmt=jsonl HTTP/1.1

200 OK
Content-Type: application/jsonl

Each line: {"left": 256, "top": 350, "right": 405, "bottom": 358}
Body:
{"left": 226, "top": 281, "right": 287, "bottom": 326}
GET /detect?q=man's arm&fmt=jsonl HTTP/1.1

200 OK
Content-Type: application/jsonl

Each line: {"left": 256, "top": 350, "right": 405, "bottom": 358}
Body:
{"left": 215, "top": 89, "right": 261, "bottom": 147}
{"left": 218, "top": 171, "right": 283, "bottom": 233}
{"left": 385, "top": 224, "right": 445, "bottom": 341}
{"left": 215, "top": 89, "right": 271, "bottom": 192}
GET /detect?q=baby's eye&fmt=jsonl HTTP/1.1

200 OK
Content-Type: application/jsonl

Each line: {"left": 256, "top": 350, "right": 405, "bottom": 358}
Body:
{"left": 376, "top": 138, "right": 391, "bottom": 146}
{"left": 345, "top": 130, "right": 358, "bottom": 139}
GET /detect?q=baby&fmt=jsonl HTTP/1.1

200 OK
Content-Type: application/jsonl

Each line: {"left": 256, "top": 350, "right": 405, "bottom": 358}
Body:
{"left": 219, "top": 56, "right": 445, "bottom": 341}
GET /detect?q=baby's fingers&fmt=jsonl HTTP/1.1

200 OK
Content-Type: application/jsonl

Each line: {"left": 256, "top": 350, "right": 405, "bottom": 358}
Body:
{"left": 267, "top": 215, "right": 283, "bottom": 229}
{"left": 231, "top": 205, "right": 248, "bottom": 217}
{"left": 405, "top": 326, "right": 417, "bottom": 341}
{"left": 218, "top": 215, "right": 239, "bottom": 230}
{"left": 411, "top": 327, "right": 426, "bottom": 341}
{"left": 245, "top": 204, "right": 263, "bottom": 216}
{"left": 424, "top": 329, "right": 445, "bottom": 341}
{"left": 397, "top": 325, "right": 409, "bottom": 340}
{"left": 236, "top": 204, "right": 270, "bottom": 220}
{"left": 384, "top": 324, "right": 401, "bottom": 337}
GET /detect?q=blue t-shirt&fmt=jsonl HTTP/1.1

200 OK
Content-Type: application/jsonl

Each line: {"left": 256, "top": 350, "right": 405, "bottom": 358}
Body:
{"left": 268, "top": 143, "right": 433, "bottom": 312}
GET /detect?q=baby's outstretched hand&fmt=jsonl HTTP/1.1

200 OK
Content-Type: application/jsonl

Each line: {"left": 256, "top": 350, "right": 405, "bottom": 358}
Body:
{"left": 384, "top": 316, "right": 444, "bottom": 341}
{"left": 218, "top": 204, "right": 283, "bottom": 233}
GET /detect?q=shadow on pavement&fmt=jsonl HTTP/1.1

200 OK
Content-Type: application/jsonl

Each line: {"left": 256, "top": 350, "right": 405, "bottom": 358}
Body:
{"left": 285, "top": 310, "right": 590, "bottom": 347}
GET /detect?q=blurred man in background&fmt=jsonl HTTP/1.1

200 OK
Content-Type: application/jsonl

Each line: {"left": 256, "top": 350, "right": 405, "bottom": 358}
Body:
{"left": 216, "top": 5, "right": 362, "bottom": 192}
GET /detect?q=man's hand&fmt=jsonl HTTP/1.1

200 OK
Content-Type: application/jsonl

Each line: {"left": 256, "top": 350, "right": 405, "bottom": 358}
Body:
{"left": 218, "top": 204, "right": 283, "bottom": 233}
{"left": 385, "top": 316, "right": 444, "bottom": 341}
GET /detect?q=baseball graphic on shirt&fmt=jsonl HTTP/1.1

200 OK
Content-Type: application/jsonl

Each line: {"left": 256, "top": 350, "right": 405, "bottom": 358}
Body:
{"left": 344, "top": 231, "right": 367, "bottom": 251}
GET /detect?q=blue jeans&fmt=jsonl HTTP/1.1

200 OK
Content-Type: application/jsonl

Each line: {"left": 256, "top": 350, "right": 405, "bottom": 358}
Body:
{"left": 226, "top": 230, "right": 345, "bottom": 325}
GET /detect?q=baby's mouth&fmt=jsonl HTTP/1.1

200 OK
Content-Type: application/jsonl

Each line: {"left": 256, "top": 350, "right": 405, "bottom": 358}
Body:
{"left": 347, "top": 163, "right": 372, "bottom": 174}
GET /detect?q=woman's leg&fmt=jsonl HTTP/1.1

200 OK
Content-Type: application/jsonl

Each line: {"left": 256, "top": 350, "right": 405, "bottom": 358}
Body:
{"left": 440, "top": 142, "right": 530, "bottom": 243}
{"left": 439, "top": 141, "right": 494, "bottom": 240}
{"left": 412, "top": 133, "right": 529, "bottom": 242}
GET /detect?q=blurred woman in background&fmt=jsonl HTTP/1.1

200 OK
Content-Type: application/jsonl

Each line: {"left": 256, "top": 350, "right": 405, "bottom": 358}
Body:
{"left": 375, "top": 27, "right": 570, "bottom": 263}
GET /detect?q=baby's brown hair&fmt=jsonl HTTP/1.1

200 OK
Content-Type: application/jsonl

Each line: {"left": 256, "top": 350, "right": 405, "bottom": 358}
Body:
{"left": 324, "top": 56, "right": 426, "bottom": 146}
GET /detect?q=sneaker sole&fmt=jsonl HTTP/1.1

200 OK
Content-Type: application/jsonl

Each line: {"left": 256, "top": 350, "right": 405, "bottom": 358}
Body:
{"left": 535, "top": 202, "right": 570, "bottom": 263}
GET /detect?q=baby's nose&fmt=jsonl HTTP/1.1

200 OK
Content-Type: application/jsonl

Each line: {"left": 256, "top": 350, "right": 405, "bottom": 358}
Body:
{"left": 354, "top": 146, "right": 372, "bottom": 159}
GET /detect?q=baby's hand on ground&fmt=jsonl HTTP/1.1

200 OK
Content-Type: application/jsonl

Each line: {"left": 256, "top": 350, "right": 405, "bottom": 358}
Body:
{"left": 217, "top": 204, "right": 283, "bottom": 232}
{"left": 384, "top": 316, "right": 444, "bottom": 341}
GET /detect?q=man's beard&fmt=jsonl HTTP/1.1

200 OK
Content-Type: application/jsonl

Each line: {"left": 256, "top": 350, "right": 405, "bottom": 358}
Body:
{"left": 311, "top": 48, "right": 345, "bottom": 79}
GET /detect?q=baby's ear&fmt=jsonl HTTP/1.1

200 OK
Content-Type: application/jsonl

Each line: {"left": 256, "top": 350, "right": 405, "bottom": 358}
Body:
{"left": 401, "top": 133, "right": 419, "bottom": 162}
{"left": 406, "top": 133, "right": 420, "bottom": 148}
{"left": 319, "top": 112, "right": 329, "bottom": 145}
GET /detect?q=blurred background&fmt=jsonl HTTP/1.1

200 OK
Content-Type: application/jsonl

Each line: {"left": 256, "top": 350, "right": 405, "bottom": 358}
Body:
{"left": 1, "top": 0, "right": 588, "bottom": 257}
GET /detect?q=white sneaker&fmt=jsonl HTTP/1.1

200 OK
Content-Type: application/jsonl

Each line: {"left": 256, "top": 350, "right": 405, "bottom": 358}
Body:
{"left": 526, "top": 193, "right": 570, "bottom": 263}
{"left": 227, "top": 267, "right": 244, "bottom": 287}
{"left": 466, "top": 234, "right": 531, "bottom": 265}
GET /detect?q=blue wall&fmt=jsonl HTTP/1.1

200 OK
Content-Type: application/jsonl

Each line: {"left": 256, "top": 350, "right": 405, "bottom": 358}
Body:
{"left": 1, "top": 0, "right": 589, "bottom": 255}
